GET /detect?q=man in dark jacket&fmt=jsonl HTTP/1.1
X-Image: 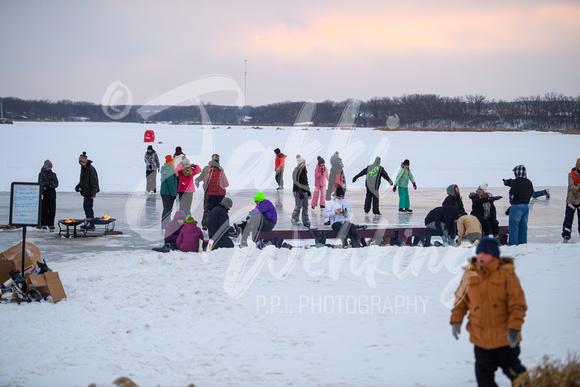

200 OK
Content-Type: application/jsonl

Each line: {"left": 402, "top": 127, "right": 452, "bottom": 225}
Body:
{"left": 38, "top": 159, "right": 59, "bottom": 230}
{"left": 207, "top": 197, "right": 235, "bottom": 250}
{"left": 442, "top": 184, "right": 466, "bottom": 215}
{"left": 503, "top": 165, "right": 534, "bottom": 245}
{"left": 425, "top": 206, "right": 460, "bottom": 245}
{"left": 75, "top": 151, "right": 100, "bottom": 230}
{"left": 352, "top": 156, "right": 393, "bottom": 215}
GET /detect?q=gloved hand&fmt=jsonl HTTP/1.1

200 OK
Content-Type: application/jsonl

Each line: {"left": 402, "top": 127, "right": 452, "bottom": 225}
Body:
{"left": 75, "top": 185, "right": 81, "bottom": 192}
{"left": 352, "top": 177, "right": 357, "bottom": 183}
{"left": 490, "top": 196, "right": 503, "bottom": 201}
{"left": 507, "top": 329, "right": 519, "bottom": 348}
{"left": 392, "top": 186, "right": 397, "bottom": 192}
{"left": 451, "top": 323, "right": 461, "bottom": 340}
{"left": 308, "top": 191, "right": 311, "bottom": 198}
{"left": 502, "top": 178, "right": 507, "bottom": 186}
{"left": 413, "top": 183, "right": 417, "bottom": 190}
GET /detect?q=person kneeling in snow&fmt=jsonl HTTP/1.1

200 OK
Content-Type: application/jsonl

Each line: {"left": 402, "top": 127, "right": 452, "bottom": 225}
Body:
{"left": 450, "top": 237, "right": 528, "bottom": 386}
{"left": 323, "top": 186, "right": 361, "bottom": 248}
{"left": 162, "top": 210, "right": 186, "bottom": 251}
{"left": 424, "top": 206, "right": 460, "bottom": 246}
{"left": 176, "top": 216, "right": 204, "bottom": 252}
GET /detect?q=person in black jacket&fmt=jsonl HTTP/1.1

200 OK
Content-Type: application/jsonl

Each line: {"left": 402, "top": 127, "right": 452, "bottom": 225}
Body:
{"left": 503, "top": 165, "right": 534, "bottom": 245}
{"left": 352, "top": 156, "right": 393, "bottom": 215}
{"left": 442, "top": 184, "right": 466, "bottom": 215}
{"left": 469, "top": 182, "right": 502, "bottom": 238}
{"left": 424, "top": 206, "right": 460, "bottom": 245}
{"left": 292, "top": 155, "right": 311, "bottom": 227}
{"left": 37, "top": 160, "right": 59, "bottom": 231}
{"left": 207, "top": 197, "right": 235, "bottom": 250}
{"left": 75, "top": 151, "right": 100, "bottom": 230}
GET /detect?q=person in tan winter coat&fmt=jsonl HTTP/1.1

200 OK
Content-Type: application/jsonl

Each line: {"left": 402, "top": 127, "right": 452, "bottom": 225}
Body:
{"left": 450, "top": 237, "right": 527, "bottom": 386}
{"left": 562, "top": 157, "right": 580, "bottom": 242}
{"left": 456, "top": 214, "right": 482, "bottom": 245}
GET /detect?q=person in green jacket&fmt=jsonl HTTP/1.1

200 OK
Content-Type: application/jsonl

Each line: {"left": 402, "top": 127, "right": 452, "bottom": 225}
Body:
{"left": 160, "top": 155, "right": 179, "bottom": 229}
{"left": 393, "top": 159, "right": 417, "bottom": 213}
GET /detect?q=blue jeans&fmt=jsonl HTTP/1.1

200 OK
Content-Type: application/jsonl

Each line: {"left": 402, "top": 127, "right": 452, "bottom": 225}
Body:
{"left": 508, "top": 204, "right": 529, "bottom": 245}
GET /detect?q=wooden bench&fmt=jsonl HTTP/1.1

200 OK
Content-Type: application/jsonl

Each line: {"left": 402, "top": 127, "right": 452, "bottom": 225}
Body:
{"left": 256, "top": 225, "right": 509, "bottom": 246}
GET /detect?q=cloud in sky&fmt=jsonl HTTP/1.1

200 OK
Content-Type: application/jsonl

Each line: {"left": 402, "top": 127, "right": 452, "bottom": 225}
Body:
{"left": 0, "top": 0, "right": 579, "bottom": 106}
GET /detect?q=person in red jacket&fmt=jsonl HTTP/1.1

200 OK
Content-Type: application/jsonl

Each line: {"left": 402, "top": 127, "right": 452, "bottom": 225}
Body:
{"left": 274, "top": 148, "right": 287, "bottom": 190}
{"left": 176, "top": 216, "right": 204, "bottom": 252}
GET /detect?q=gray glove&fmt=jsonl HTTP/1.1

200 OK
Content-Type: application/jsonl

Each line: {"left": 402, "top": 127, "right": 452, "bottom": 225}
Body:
{"left": 451, "top": 323, "right": 461, "bottom": 340}
{"left": 507, "top": 329, "right": 519, "bottom": 348}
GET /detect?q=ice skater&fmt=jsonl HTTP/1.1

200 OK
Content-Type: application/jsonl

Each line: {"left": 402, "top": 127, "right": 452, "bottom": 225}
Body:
{"left": 291, "top": 155, "right": 311, "bottom": 228}
{"left": 352, "top": 156, "right": 393, "bottom": 215}
{"left": 393, "top": 159, "right": 416, "bottom": 213}
{"left": 311, "top": 156, "right": 329, "bottom": 209}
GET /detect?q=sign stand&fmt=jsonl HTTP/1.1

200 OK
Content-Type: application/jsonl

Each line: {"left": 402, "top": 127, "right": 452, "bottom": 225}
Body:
{"left": 9, "top": 182, "right": 42, "bottom": 274}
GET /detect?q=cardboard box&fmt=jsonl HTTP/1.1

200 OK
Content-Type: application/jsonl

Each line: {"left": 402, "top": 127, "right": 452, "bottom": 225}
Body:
{"left": 28, "top": 272, "right": 67, "bottom": 303}
{"left": 0, "top": 242, "right": 42, "bottom": 283}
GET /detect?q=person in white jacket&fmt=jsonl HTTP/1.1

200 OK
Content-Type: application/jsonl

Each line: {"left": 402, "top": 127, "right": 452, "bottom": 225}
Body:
{"left": 323, "top": 186, "right": 361, "bottom": 247}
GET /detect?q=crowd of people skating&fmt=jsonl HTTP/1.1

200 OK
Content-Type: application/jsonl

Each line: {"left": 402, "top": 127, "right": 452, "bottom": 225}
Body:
{"left": 28, "top": 146, "right": 580, "bottom": 386}
{"left": 35, "top": 147, "right": 580, "bottom": 252}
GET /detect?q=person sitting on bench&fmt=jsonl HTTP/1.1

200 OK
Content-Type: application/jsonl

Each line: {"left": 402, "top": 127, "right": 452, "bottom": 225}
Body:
{"left": 323, "top": 186, "right": 361, "bottom": 248}
{"left": 240, "top": 192, "right": 277, "bottom": 247}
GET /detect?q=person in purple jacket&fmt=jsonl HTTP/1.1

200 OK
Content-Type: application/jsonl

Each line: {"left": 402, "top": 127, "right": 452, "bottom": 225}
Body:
{"left": 240, "top": 192, "right": 277, "bottom": 247}
{"left": 164, "top": 210, "right": 186, "bottom": 250}
{"left": 176, "top": 215, "right": 204, "bottom": 252}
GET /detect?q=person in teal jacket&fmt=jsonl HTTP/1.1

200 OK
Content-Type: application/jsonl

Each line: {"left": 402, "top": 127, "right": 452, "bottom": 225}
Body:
{"left": 393, "top": 159, "right": 417, "bottom": 213}
{"left": 160, "top": 155, "right": 179, "bottom": 229}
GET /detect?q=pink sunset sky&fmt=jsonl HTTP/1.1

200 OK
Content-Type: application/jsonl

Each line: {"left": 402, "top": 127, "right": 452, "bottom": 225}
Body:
{"left": 1, "top": 0, "right": 579, "bottom": 106}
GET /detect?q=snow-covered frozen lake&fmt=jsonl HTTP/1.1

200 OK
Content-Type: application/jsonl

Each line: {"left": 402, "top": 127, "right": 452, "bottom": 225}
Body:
{"left": 1, "top": 122, "right": 579, "bottom": 387}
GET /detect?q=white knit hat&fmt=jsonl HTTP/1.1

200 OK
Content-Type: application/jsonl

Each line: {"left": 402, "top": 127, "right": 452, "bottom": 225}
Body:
{"left": 478, "top": 182, "right": 488, "bottom": 193}
{"left": 296, "top": 154, "right": 306, "bottom": 165}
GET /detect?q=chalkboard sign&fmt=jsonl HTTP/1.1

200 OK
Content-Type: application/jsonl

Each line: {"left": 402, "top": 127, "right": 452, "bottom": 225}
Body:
{"left": 10, "top": 182, "right": 41, "bottom": 226}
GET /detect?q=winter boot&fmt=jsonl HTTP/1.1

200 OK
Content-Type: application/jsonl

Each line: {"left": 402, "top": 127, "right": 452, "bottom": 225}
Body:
{"left": 544, "top": 189, "right": 550, "bottom": 199}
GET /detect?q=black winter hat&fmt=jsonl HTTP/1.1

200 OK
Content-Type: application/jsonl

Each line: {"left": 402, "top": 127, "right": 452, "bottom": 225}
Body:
{"left": 476, "top": 237, "right": 500, "bottom": 258}
{"left": 335, "top": 186, "right": 345, "bottom": 197}
{"left": 147, "top": 145, "right": 153, "bottom": 151}
{"left": 274, "top": 148, "right": 281, "bottom": 155}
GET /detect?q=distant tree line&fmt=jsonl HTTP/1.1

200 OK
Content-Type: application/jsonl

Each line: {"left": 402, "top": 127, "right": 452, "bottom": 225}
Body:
{"left": 1, "top": 92, "right": 578, "bottom": 130}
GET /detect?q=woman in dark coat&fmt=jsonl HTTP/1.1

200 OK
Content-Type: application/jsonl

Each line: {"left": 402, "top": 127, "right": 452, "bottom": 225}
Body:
{"left": 38, "top": 159, "right": 59, "bottom": 230}
{"left": 442, "top": 184, "right": 466, "bottom": 215}
{"left": 469, "top": 182, "right": 502, "bottom": 237}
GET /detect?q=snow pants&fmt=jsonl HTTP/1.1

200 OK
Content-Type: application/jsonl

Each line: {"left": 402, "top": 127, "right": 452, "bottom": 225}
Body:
{"left": 474, "top": 345, "right": 526, "bottom": 387}
{"left": 242, "top": 213, "right": 275, "bottom": 244}
{"left": 364, "top": 187, "right": 380, "bottom": 214}
{"left": 292, "top": 192, "right": 310, "bottom": 226}
{"left": 331, "top": 221, "right": 360, "bottom": 248}
{"left": 562, "top": 203, "right": 580, "bottom": 238}
{"left": 398, "top": 187, "right": 410, "bottom": 209}
{"left": 146, "top": 169, "right": 157, "bottom": 193}
{"left": 275, "top": 168, "right": 284, "bottom": 189}
{"left": 311, "top": 183, "right": 326, "bottom": 207}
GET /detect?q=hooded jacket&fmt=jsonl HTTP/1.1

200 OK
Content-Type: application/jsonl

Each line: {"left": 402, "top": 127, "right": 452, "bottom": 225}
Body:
{"left": 352, "top": 157, "right": 393, "bottom": 193}
{"left": 450, "top": 257, "right": 527, "bottom": 350}
{"left": 38, "top": 167, "right": 59, "bottom": 199}
{"left": 75, "top": 160, "right": 100, "bottom": 198}
{"left": 424, "top": 206, "right": 460, "bottom": 237}
{"left": 275, "top": 152, "right": 287, "bottom": 171}
{"left": 164, "top": 210, "right": 186, "bottom": 244}
{"left": 508, "top": 166, "right": 534, "bottom": 205}
{"left": 176, "top": 222, "right": 204, "bottom": 252}
{"left": 208, "top": 203, "right": 235, "bottom": 249}
{"left": 442, "top": 184, "right": 466, "bottom": 215}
